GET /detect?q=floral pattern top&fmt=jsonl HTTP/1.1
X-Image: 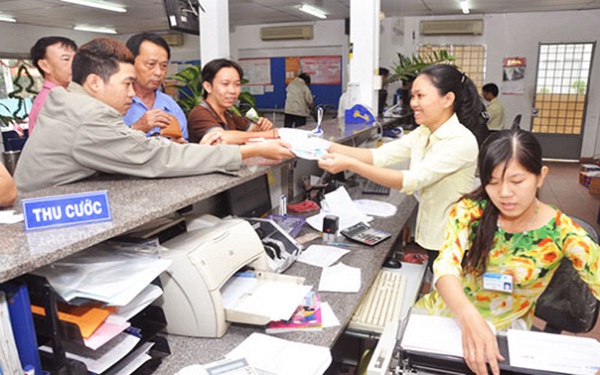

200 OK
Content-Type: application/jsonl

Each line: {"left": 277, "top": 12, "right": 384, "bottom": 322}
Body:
{"left": 415, "top": 198, "right": 600, "bottom": 330}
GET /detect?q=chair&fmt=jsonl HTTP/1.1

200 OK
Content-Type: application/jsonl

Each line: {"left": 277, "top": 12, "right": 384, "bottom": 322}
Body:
{"left": 533, "top": 217, "right": 600, "bottom": 333}
{"left": 510, "top": 114, "right": 522, "bottom": 130}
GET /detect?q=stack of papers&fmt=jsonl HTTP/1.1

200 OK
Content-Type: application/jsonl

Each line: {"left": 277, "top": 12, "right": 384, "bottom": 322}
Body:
{"left": 33, "top": 243, "right": 171, "bottom": 306}
{"left": 306, "top": 187, "right": 372, "bottom": 231}
{"left": 226, "top": 333, "right": 331, "bottom": 375}
{"left": 507, "top": 329, "right": 600, "bottom": 374}
{"left": 32, "top": 242, "right": 167, "bottom": 374}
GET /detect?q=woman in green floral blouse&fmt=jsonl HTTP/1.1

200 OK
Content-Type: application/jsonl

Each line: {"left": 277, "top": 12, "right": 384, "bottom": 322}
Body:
{"left": 415, "top": 129, "right": 600, "bottom": 375}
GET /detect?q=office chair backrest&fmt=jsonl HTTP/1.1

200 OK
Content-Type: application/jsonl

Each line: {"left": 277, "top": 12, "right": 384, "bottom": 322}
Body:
{"left": 510, "top": 114, "right": 522, "bottom": 130}
{"left": 533, "top": 217, "right": 600, "bottom": 333}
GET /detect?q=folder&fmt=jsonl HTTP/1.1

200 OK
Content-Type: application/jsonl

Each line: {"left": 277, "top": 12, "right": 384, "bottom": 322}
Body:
{"left": 0, "top": 283, "right": 43, "bottom": 375}
{"left": 31, "top": 303, "right": 113, "bottom": 339}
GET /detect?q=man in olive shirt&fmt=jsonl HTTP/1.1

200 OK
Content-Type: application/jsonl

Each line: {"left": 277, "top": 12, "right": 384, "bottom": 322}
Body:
{"left": 482, "top": 83, "right": 505, "bottom": 130}
{"left": 15, "top": 38, "right": 293, "bottom": 194}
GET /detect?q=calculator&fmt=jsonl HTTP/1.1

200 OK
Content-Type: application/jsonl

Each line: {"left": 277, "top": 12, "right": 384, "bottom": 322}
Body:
{"left": 340, "top": 222, "right": 392, "bottom": 246}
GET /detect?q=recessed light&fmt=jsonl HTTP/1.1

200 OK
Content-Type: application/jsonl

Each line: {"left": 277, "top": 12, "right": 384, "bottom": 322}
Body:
{"left": 0, "top": 15, "right": 17, "bottom": 23}
{"left": 299, "top": 4, "right": 327, "bottom": 19}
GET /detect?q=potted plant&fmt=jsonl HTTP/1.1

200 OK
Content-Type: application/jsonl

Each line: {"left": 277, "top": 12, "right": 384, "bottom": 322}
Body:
{"left": 386, "top": 50, "right": 455, "bottom": 85}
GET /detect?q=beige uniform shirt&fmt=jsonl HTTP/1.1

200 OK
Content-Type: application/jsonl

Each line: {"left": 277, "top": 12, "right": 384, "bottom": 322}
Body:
{"left": 486, "top": 97, "right": 505, "bottom": 130}
{"left": 371, "top": 114, "right": 478, "bottom": 250}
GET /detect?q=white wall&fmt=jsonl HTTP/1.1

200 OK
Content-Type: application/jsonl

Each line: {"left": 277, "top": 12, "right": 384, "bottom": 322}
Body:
{"left": 230, "top": 20, "right": 350, "bottom": 87}
{"left": 378, "top": 10, "right": 600, "bottom": 159}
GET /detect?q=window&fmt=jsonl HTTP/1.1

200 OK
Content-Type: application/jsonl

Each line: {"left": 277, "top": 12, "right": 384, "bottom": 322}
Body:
{"left": 418, "top": 44, "right": 486, "bottom": 90}
{"left": 0, "top": 58, "right": 41, "bottom": 119}
{"left": 532, "top": 43, "right": 594, "bottom": 135}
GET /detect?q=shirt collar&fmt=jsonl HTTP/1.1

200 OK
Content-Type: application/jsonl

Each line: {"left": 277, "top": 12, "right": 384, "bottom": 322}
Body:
{"left": 430, "top": 113, "right": 461, "bottom": 141}
{"left": 43, "top": 80, "right": 59, "bottom": 90}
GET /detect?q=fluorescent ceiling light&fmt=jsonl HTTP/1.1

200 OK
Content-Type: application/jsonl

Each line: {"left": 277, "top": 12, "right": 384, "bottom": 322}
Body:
{"left": 0, "top": 15, "right": 16, "bottom": 23}
{"left": 74, "top": 25, "right": 118, "bottom": 34}
{"left": 460, "top": 0, "right": 470, "bottom": 14}
{"left": 299, "top": 4, "right": 327, "bottom": 19}
{"left": 60, "top": 0, "right": 126, "bottom": 13}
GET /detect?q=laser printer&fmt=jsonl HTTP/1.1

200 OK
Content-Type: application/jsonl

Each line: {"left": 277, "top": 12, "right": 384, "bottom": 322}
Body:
{"left": 156, "top": 216, "right": 305, "bottom": 338}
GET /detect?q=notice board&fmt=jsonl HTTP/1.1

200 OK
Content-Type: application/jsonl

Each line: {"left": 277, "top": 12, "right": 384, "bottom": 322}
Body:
{"left": 239, "top": 55, "right": 342, "bottom": 111}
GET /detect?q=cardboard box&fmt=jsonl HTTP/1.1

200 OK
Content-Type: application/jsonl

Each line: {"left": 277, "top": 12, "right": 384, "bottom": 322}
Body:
{"left": 589, "top": 175, "right": 600, "bottom": 194}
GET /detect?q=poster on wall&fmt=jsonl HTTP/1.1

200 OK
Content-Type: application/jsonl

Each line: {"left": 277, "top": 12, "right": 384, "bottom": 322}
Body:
{"left": 285, "top": 57, "right": 302, "bottom": 84}
{"left": 502, "top": 57, "right": 526, "bottom": 95}
{"left": 302, "top": 56, "right": 342, "bottom": 85}
{"left": 238, "top": 58, "right": 272, "bottom": 85}
{"left": 285, "top": 56, "right": 342, "bottom": 85}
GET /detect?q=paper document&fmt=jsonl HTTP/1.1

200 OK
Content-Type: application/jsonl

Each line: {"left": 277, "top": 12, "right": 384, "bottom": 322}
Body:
{"left": 297, "top": 245, "right": 350, "bottom": 268}
{"left": 401, "top": 314, "right": 464, "bottom": 357}
{"left": 33, "top": 244, "right": 171, "bottom": 306}
{"left": 278, "top": 128, "right": 331, "bottom": 160}
{"left": 40, "top": 332, "right": 140, "bottom": 374}
{"left": 318, "top": 263, "right": 361, "bottom": 293}
{"left": 320, "top": 302, "right": 340, "bottom": 328}
{"left": 0, "top": 210, "right": 23, "bottom": 224}
{"left": 354, "top": 199, "right": 397, "bottom": 217}
{"left": 113, "top": 284, "right": 163, "bottom": 321}
{"left": 83, "top": 315, "right": 130, "bottom": 350}
{"left": 226, "top": 333, "right": 331, "bottom": 375}
{"left": 221, "top": 276, "right": 312, "bottom": 321}
{"left": 307, "top": 187, "right": 372, "bottom": 231}
{"left": 507, "top": 329, "right": 600, "bottom": 375}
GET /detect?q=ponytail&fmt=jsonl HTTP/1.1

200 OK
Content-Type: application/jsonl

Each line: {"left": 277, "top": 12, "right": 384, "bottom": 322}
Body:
{"left": 418, "top": 64, "right": 490, "bottom": 147}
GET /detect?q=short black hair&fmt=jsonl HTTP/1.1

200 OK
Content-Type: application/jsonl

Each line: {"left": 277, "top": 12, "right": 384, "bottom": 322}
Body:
{"left": 201, "top": 58, "right": 244, "bottom": 99}
{"left": 298, "top": 72, "right": 311, "bottom": 86}
{"left": 482, "top": 83, "right": 499, "bottom": 97}
{"left": 379, "top": 67, "right": 389, "bottom": 77}
{"left": 126, "top": 33, "right": 171, "bottom": 59}
{"left": 30, "top": 36, "right": 78, "bottom": 77}
{"left": 72, "top": 38, "right": 134, "bottom": 85}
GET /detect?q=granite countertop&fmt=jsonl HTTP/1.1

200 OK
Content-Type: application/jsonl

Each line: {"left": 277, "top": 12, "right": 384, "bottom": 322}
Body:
{"left": 0, "top": 166, "right": 270, "bottom": 283}
{"left": 156, "top": 187, "right": 418, "bottom": 373}
{"left": 0, "top": 118, "right": 382, "bottom": 284}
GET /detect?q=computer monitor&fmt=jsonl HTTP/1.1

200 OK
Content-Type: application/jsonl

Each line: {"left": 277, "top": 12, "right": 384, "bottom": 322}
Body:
{"left": 164, "top": 0, "right": 200, "bottom": 35}
{"left": 225, "top": 174, "right": 272, "bottom": 218}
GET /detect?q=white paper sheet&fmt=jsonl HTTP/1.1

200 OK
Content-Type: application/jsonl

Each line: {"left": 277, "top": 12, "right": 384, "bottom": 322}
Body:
{"left": 354, "top": 199, "right": 397, "bottom": 217}
{"left": 278, "top": 128, "right": 331, "bottom": 160}
{"left": 320, "top": 302, "right": 340, "bottom": 328}
{"left": 400, "top": 314, "right": 464, "bottom": 357}
{"left": 226, "top": 333, "right": 331, "bottom": 375}
{"left": 306, "top": 187, "right": 372, "bottom": 231}
{"left": 221, "top": 277, "right": 312, "bottom": 321}
{"left": 507, "top": 329, "right": 600, "bottom": 375}
{"left": 297, "top": 245, "right": 349, "bottom": 268}
{"left": 40, "top": 332, "right": 140, "bottom": 374}
{"left": 318, "top": 263, "right": 361, "bottom": 293}
{"left": 113, "top": 284, "right": 163, "bottom": 321}
{"left": 0, "top": 210, "right": 23, "bottom": 224}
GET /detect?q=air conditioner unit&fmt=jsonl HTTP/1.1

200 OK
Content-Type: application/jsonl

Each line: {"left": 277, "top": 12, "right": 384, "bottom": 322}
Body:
{"left": 260, "top": 25, "right": 313, "bottom": 41}
{"left": 420, "top": 20, "right": 483, "bottom": 35}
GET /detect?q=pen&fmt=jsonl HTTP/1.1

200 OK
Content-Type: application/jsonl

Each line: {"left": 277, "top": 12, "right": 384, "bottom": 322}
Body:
{"left": 326, "top": 242, "right": 362, "bottom": 249}
{"left": 280, "top": 194, "right": 287, "bottom": 216}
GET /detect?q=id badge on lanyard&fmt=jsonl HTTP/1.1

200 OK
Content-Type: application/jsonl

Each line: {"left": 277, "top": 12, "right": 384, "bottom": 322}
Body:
{"left": 483, "top": 272, "right": 513, "bottom": 293}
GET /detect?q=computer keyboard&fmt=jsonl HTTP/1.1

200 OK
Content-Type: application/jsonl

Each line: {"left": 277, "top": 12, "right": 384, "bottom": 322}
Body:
{"left": 362, "top": 180, "right": 391, "bottom": 195}
{"left": 348, "top": 269, "right": 406, "bottom": 333}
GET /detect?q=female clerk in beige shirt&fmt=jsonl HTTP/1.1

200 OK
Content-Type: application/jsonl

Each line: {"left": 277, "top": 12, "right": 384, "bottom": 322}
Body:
{"left": 319, "top": 64, "right": 485, "bottom": 265}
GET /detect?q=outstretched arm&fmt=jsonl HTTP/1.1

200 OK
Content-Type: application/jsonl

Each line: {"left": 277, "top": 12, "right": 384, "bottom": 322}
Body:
{"left": 0, "top": 164, "right": 17, "bottom": 207}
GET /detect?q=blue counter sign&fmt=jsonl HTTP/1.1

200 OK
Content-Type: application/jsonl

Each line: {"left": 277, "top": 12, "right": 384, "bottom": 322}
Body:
{"left": 22, "top": 190, "right": 112, "bottom": 231}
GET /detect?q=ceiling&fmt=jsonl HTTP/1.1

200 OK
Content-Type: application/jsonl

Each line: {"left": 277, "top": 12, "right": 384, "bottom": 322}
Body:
{"left": 0, "top": 0, "right": 599, "bottom": 35}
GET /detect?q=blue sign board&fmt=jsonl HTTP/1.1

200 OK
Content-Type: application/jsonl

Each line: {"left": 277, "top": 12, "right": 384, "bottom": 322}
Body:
{"left": 22, "top": 190, "right": 112, "bottom": 231}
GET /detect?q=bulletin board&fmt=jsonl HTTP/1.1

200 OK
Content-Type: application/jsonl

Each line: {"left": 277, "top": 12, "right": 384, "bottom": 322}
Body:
{"left": 239, "top": 56, "right": 342, "bottom": 110}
